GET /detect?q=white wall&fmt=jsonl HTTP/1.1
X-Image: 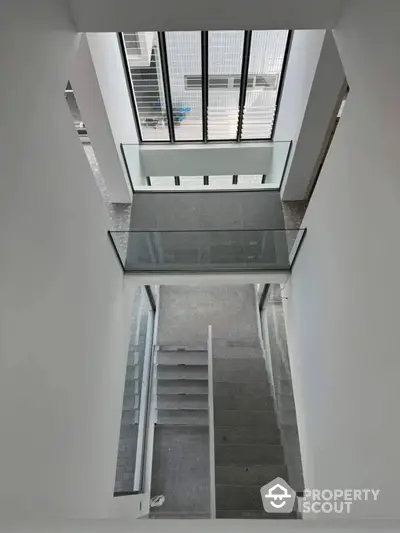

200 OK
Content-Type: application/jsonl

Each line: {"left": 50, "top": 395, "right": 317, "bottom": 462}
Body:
{"left": 284, "top": 0, "right": 400, "bottom": 518}
{"left": 70, "top": 34, "right": 134, "bottom": 203}
{"left": 276, "top": 30, "right": 346, "bottom": 201}
{"left": 86, "top": 33, "right": 141, "bottom": 195}
{"left": 69, "top": 0, "right": 349, "bottom": 31}
{"left": 0, "top": 0, "right": 133, "bottom": 519}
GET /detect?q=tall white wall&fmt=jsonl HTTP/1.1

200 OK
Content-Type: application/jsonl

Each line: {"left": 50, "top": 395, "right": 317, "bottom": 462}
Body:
{"left": 70, "top": 33, "right": 135, "bottom": 202}
{"left": 276, "top": 30, "right": 346, "bottom": 201}
{"left": 0, "top": 0, "right": 133, "bottom": 519}
{"left": 284, "top": 0, "right": 400, "bottom": 518}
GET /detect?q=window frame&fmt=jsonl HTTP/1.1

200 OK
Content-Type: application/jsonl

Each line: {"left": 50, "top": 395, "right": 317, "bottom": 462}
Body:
{"left": 120, "top": 30, "right": 292, "bottom": 144}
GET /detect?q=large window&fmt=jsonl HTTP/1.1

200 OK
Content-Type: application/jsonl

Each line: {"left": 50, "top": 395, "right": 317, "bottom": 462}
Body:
{"left": 120, "top": 30, "right": 290, "bottom": 143}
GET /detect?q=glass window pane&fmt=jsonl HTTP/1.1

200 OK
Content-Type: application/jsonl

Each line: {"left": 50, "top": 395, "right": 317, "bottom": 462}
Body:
{"left": 238, "top": 174, "right": 263, "bottom": 186}
{"left": 123, "top": 32, "right": 170, "bottom": 141}
{"left": 185, "top": 75, "right": 202, "bottom": 89}
{"left": 208, "top": 31, "right": 244, "bottom": 140}
{"left": 165, "top": 31, "right": 202, "bottom": 141}
{"left": 241, "top": 30, "right": 289, "bottom": 140}
{"left": 149, "top": 176, "right": 176, "bottom": 190}
{"left": 179, "top": 176, "right": 204, "bottom": 189}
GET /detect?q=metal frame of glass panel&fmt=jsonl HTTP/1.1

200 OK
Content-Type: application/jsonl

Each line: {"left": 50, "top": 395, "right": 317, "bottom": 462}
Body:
{"left": 119, "top": 30, "right": 292, "bottom": 144}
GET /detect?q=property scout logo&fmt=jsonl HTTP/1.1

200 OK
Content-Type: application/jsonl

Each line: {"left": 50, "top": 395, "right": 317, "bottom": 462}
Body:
{"left": 260, "top": 477, "right": 380, "bottom": 515}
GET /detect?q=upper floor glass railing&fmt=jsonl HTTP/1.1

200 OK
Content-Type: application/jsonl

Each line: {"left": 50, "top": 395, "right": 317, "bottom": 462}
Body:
{"left": 109, "top": 228, "right": 306, "bottom": 273}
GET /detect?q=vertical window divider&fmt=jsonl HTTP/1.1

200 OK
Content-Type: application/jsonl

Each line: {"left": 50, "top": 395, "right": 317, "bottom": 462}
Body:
{"left": 204, "top": 176, "right": 209, "bottom": 186}
{"left": 174, "top": 176, "right": 180, "bottom": 186}
{"left": 158, "top": 32, "right": 175, "bottom": 142}
{"left": 261, "top": 175, "right": 267, "bottom": 185}
{"left": 237, "top": 31, "right": 252, "bottom": 142}
{"left": 146, "top": 176, "right": 152, "bottom": 186}
{"left": 201, "top": 31, "right": 209, "bottom": 142}
{"left": 233, "top": 175, "right": 238, "bottom": 185}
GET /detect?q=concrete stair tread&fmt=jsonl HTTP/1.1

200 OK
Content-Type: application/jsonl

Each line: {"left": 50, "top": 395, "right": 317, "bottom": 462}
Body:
{"left": 150, "top": 513, "right": 211, "bottom": 519}
{"left": 157, "top": 409, "right": 209, "bottom": 426}
{"left": 214, "top": 409, "right": 279, "bottom": 428}
{"left": 158, "top": 365, "right": 208, "bottom": 380}
{"left": 157, "top": 345, "right": 207, "bottom": 352}
{"left": 216, "top": 484, "right": 265, "bottom": 511}
{"left": 157, "top": 379, "right": 208, "bottom": 395}
{"left": 215, "top": 464, "right": 288, "bottom": 486}
{"left": 215, "top": 425, "right": 280, "bottom": 445}
{"left": 213, "top": 359, "right": 268, "bottom": 383}
{"left": 157, "top": 394, "right": 208, "bottom": 410}
{"left": 158, "top": 351, "right": 208, "bottom": 366}
{"left": 215, "top": 443, "right": 284, "bottom": 466}
{"left": 214, "top": 382, "right": 274, "bottom": 411}
{"left": 216, "top": 510, "right": 297, "bottom": 519}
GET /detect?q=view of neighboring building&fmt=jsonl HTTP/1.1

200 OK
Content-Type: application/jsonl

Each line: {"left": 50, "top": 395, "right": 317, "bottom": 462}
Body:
{"left": 122, "top": 30, "right": 289, "bottom": 142}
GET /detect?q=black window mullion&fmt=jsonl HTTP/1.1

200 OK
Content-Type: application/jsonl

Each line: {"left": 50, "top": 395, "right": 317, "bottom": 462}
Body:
{"left": 204, "top": 176, "right": 209, "bottom": 186}
{"left": 146, "top": 176, "right": 151, "bottom": 186}
{"left": 233, "top": 175, "right": 238, "bottom": 185}
{"left": 174, "top": 176, "right": 180, "bottom": 186}
{"left": 237, "top": 31, "right": 252, "bottom": 142}
{"left": 261, "top": 175, "right": 267, "bottom": 184}
{"left": 201, "top": 31, "right": 209, "bottom": 142}
{"left": 158, "top": 32, "right": 175, "bottom": 142}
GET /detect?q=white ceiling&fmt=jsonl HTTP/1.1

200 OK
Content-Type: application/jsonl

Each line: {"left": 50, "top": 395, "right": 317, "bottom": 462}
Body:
{"left": 69, "top": 0, "right": 349, "bottom": 32}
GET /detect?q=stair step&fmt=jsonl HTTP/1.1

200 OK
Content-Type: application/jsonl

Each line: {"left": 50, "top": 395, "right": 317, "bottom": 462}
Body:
{"left": 216, "top": 484, "right": 265, "bottom": 511}
{"left": 158, "top": 351, "right": 208, "bottom": 366}
{"left": 157, "top": 409, "right": 208, "bottom": 426}
{"left": 150, "top": 513, "right": 211, "bottom": 519}
{"left": 214, "top": 409, "right": 279, "bottom": 428}
{"left": 157, "top": 394, "right": 208, "bottom": 410}
{"left": 214, "top": 382, "right": 273, "bottom": 411}
{"left": 157, "top": 379, "right": 208, "bottom": 395}
{"left": 213, "top": 359, "right": 267, "bottom": 383}
{"left": 215, "top": 425, "right": 280, "bottom": 446}
{"left": 213, "top": 346, "right": 263, "bottom": 359}
{"left": 215, "top": 444, "right": 284, "bottom": 466}
{"left": 215, "top": 464, "right": 288, "bottom": 486}
{"left": 158, "top": 365, "right": 208, "bottom": 380}
{"left": 157, "top": 345, "right": 207, "bottom": 352}
{"left": 216, "top": 510, "right": 297, "bottom": 519}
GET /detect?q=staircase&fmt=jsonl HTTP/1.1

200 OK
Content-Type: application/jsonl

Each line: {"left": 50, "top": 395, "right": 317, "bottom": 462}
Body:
{"left": 149, "top": 285, "right": 299, "bottom": 519}
{"left": 150, "top": 347, "right": 211, "bottom": 518}
{"left": 212, "top": 343, "right": 296, "bottom": 518}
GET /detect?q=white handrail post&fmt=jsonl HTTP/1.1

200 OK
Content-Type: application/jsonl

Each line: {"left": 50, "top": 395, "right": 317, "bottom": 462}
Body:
{"left": 208, "top": 325, "right": 216, "bottom": 518}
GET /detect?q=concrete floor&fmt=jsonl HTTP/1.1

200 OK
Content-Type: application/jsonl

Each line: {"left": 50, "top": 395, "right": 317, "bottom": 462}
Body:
{"left": 157, "top": 285, "right": 260, "bottom": 346}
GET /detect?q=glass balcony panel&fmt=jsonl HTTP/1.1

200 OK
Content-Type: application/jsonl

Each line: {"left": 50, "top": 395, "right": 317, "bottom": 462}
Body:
{"left": 110, "top": 229, "right": 306, "bottom": 272}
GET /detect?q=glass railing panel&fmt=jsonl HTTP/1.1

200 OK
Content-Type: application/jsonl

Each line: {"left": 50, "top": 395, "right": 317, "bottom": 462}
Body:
{"left": 109, "top": 229, "right": 306, "bottom": 272}
{"left": 114, "top": 286, "right": 155, "bottom": 495}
